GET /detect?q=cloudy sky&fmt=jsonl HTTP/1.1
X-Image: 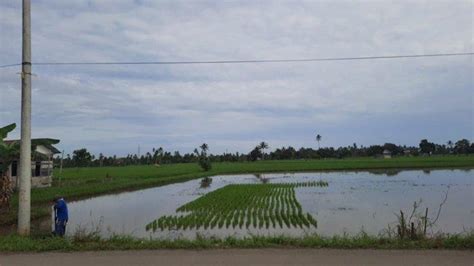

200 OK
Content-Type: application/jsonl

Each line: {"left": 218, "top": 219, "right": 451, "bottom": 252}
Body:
{"left": 0, "top": 0, "right": 472, "bottom": 156}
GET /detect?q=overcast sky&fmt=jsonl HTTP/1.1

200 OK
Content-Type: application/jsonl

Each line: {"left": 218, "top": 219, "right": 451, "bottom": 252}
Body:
{"left": 0, "top": 0, "right": 472, "bottom": 156}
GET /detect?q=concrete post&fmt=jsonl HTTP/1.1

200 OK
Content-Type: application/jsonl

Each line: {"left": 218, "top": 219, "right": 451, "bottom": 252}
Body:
{"left": 18, "top": 0, "right": 32, "bottom": 236}
{"left": 59, "top": 150, "right": 64, "bottom": 174}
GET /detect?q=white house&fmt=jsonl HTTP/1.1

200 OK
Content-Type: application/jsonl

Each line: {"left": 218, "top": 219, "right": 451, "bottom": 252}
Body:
{"left": 382, "top": 149, "right": 392, "bottom": 159}
{"left": 3, "top": 139, "right": 60, "bottom": 188}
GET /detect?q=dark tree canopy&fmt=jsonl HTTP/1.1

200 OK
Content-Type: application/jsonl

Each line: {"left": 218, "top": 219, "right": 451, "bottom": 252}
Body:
{"left": 419, "top": 139, "right": 436, "bottom": 154}
{"left": 55, "top": 138, "right": 473, "bottom": 168}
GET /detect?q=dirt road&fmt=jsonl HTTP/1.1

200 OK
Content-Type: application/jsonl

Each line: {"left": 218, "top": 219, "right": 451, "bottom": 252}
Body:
{"left": 1, "top": 249, "right": 472, "bottom": 266}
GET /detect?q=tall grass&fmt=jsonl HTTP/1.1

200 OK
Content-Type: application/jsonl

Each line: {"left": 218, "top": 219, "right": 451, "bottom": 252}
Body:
{"left": 1, "top": 231, "right": 472, "bottom": 252}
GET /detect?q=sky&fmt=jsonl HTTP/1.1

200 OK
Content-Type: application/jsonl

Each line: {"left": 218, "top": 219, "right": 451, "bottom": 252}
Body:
{"left": 0, "top": 0, "right": 473, "bottom": 156}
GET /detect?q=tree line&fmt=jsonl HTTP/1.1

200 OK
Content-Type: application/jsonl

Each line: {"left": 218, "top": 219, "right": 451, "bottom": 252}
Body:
{"left": 55, "top": 138, "right": 474, "bottom": 168}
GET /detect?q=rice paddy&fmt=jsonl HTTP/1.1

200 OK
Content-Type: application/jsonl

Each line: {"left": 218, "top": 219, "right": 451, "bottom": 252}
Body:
{"left": 146, "top": 181, "right": 328, "bottom": 232}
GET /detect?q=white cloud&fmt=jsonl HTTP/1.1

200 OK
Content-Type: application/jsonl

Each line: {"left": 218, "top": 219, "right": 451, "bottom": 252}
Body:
{"left": 0, "top": 0, "right": 472, "bottom": 155}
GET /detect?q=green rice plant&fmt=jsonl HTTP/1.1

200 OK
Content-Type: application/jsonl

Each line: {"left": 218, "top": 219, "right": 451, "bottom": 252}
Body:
{"left": 275, "top": 210, "right": 283, "bottom": 228}
{"left": 207, "top": 214, "right": 217, "bottom": 229}
{"left": 252, "top": 209, "right": 258, "bottom": 228}
{"left": 146, "top": 182, "right": 326, "bottom": 232}
{"left": 264, "top": 212, "right": 270, "bottom": 229}
{"left": 245, "top": 208, "right": 251, "bottom": 229}
{"left": 218, "top": 216, "right": 225, "bottom": 229}
{"left": 232, "top": 211, "right": 239, "bottom": 228}
{"left": 269, "top": 211, "right": 276, "bottom": 228}
{"left": 176, "top": 215, "right": 183, "bottom": 230}
{"left": 238, "top": 210, "right": 245, "bottom": 229}
{"left": 204, "top": 215, "right": 211, "bottom": 229}
{"left": 225, "top": 212, "right": 233, "bottom": 228}
{"left": 258, "top": 207, "right": 264, "bottom": 229}
{"left": 306, "top": 213, "right": 318, "bottom": 228}
{"left": 195, "top": 215, "right": 202, "bottom": 229}
{"left": 281, "top": 210, "right": 290, "bottom": 228}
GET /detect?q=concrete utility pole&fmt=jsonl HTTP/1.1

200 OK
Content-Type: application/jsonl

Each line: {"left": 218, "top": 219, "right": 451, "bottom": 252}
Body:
{"left": 18, "top": 0, "right": 32, "bottom": 236}
{"left": 59, "top": 150, "right": 64, "bottom": 174}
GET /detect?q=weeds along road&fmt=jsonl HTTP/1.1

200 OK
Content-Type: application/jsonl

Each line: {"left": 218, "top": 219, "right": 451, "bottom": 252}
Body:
{"left": 1, "top": 249, "right": 473, "bottom": 266}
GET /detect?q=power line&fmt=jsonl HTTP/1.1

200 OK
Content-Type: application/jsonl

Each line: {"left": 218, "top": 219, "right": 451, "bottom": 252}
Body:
{"left": 0, "top": 63, "right": 22, "bottom": 69}
{"left": 0, "top": 52, "right": 472, "bottom": 69}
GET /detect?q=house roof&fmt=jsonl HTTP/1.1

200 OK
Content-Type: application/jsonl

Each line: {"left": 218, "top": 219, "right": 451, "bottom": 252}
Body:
{"left": 3, "top": 138, "right": 61, "bottom": 154}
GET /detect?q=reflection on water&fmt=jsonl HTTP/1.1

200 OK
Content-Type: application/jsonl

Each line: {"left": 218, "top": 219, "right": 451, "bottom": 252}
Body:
{"left": 200, "top": 177, "right": 213, "bottom": 188}
{"left": 63, "top": 169, "right": 472, "bottom": 239}
{"left": 366, "top": 169, "right": 402, "bottom": 176}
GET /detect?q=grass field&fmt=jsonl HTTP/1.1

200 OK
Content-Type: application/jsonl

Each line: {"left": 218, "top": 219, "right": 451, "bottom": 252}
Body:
{"left": 1, "top": 156, "right": 473, "bottom": 227}
{"left": 1, "top": 232, "right": 472, "bottom": 251}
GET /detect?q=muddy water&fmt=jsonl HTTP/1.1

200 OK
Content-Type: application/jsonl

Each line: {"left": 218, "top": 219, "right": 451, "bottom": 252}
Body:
{"left": 62, "top": 169, "right": 472, "bottom": 239}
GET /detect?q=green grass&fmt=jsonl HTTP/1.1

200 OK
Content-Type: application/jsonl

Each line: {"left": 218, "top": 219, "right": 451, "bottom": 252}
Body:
{"left": 146, "top": 182, "right": 327, "bottom": 232}
{"left": 1, "top": 156, "right": 473, "bottom": 226}
{"left": 0, "top": 232, "right": 472, "bottom": 252}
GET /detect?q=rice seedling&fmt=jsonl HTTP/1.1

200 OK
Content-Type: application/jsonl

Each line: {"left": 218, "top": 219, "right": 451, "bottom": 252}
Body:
{"left": 146, "top": 182, "right": 326, "bottom": 232}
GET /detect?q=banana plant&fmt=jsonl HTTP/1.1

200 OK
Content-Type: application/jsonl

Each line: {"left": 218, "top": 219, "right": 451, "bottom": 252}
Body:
{"left": 0, "top": 123, "right": 17, "bottom": 211}
{"left": 0, "top": 123, "right": 19, "bottom": 174}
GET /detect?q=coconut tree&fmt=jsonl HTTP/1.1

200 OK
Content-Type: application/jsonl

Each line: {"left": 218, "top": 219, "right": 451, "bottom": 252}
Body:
{"left": 200, "top": 143, "right": 209, "bottom": 153}
{"left": 259, "top": 142, "right": 268, "bottom": 160}
{"left": 197, "top": 143, "right": 211, "bottom": 171}
{"left": 153, "top": 147, "right": 163, "bottom": 165}
{"left": 316, "top": 134, "right": 322, "bottom": 149}
{"left": 447, "top": 140, "right": 453, "bottom": 152}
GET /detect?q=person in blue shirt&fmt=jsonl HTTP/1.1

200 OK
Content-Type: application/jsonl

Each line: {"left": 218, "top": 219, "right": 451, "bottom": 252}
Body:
{"left": 52, "top": 196, "right": 68, "bottom": 236}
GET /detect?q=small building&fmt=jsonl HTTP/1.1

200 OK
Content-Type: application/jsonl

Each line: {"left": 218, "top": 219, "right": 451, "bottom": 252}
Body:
{"left": 3, "top": 139, "right": 60, "bottom": 188}
{"left": 382, "top": 149, "right": 392, "bottom": 159}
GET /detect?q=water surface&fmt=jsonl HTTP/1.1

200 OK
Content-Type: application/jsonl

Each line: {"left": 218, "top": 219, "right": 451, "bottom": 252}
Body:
{"left": 65, "top": 169, "right": 473, "bottom": 239}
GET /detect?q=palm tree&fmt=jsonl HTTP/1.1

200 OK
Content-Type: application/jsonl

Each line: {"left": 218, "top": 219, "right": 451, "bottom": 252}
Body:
{"left": 200, "top": 143, "right": 209, "bottom": 153}
{"left": 259, "top": 141, "right": 268, "bottom": 160}
{"left": 447, "top": 140, "right": 453, "bottom": 151}
{"left": 198, "top": 143, "right": 212, "bottom": 171}
{"left": 153, "top": 147, "right": 163, "bottom": 165}
{"left": 316, "top": 134, "right": 322, "bottom": 149}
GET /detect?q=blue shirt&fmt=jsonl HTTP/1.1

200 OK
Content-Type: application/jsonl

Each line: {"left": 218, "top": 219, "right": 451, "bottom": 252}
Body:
{"left": 54, "top": 198, "right": 68, "bottom": 221}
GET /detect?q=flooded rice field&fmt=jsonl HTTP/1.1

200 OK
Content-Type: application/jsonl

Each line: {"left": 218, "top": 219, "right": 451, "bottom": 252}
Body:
{"left": 65, "top": 169, "right": 473, "bottom": 239}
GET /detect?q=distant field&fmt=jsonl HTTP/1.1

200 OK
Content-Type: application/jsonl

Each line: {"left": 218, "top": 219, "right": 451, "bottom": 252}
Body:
{"left": 1, "top": 155, "right": 473, "bottom": 226}
{"left": 55, "top": 155, "right": 474, "bottom": 180}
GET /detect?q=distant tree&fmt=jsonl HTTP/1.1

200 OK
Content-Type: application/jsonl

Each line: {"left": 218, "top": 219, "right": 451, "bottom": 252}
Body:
{"left": 366, "top": 145, "right": 384, "bottom": 157}
{"left": 316, "top": 134, "right": 322, "bottom": 149}
{"left": 58, "top": 136, "right": 473, "bottom": 168}
{"left": 145, "top": 152, "right": 152, "bottom": 164}
{"left": 197, "top": 143, "right": 212, "bottom": 171}
{"left": 248, "top": 146, "right": 262, "bottom": 161}
{"left": 153, "top": 147, "right": 163, "bottom": 165}
{"left": 72, "top": 148, "right": 92, "bottom": 167}
{"left": 447, "top": 140, "right": 453, "bottom": 150}
{"left": 271, "top": 146, "right": 297, "bottom": 160}
{"left": 383, "top": 143, "right": 403, "bottom": 156}
{"left": 99, "top": 153, "right": 104, "bottom": 167}
{"left": 454, "top": 139, "right": 470, "bottom": 154}
{"left": 258, "top": 142, "right": 268, "bottom": 160}
{"left": 173, "top": 151, "right": 182, "bottom": 163}
{"left": 419, "top": 139, "right": 435, "bottom": 155}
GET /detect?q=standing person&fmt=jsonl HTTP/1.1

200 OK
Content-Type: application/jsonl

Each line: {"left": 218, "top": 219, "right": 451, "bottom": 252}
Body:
{"left": 52, "top": 196, "right": 68, "bottom": 236}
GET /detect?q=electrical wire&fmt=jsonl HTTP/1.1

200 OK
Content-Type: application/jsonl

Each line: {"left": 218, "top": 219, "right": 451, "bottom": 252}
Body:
{"left": 0, "top": 52, "right": 472, "bottom": 69}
